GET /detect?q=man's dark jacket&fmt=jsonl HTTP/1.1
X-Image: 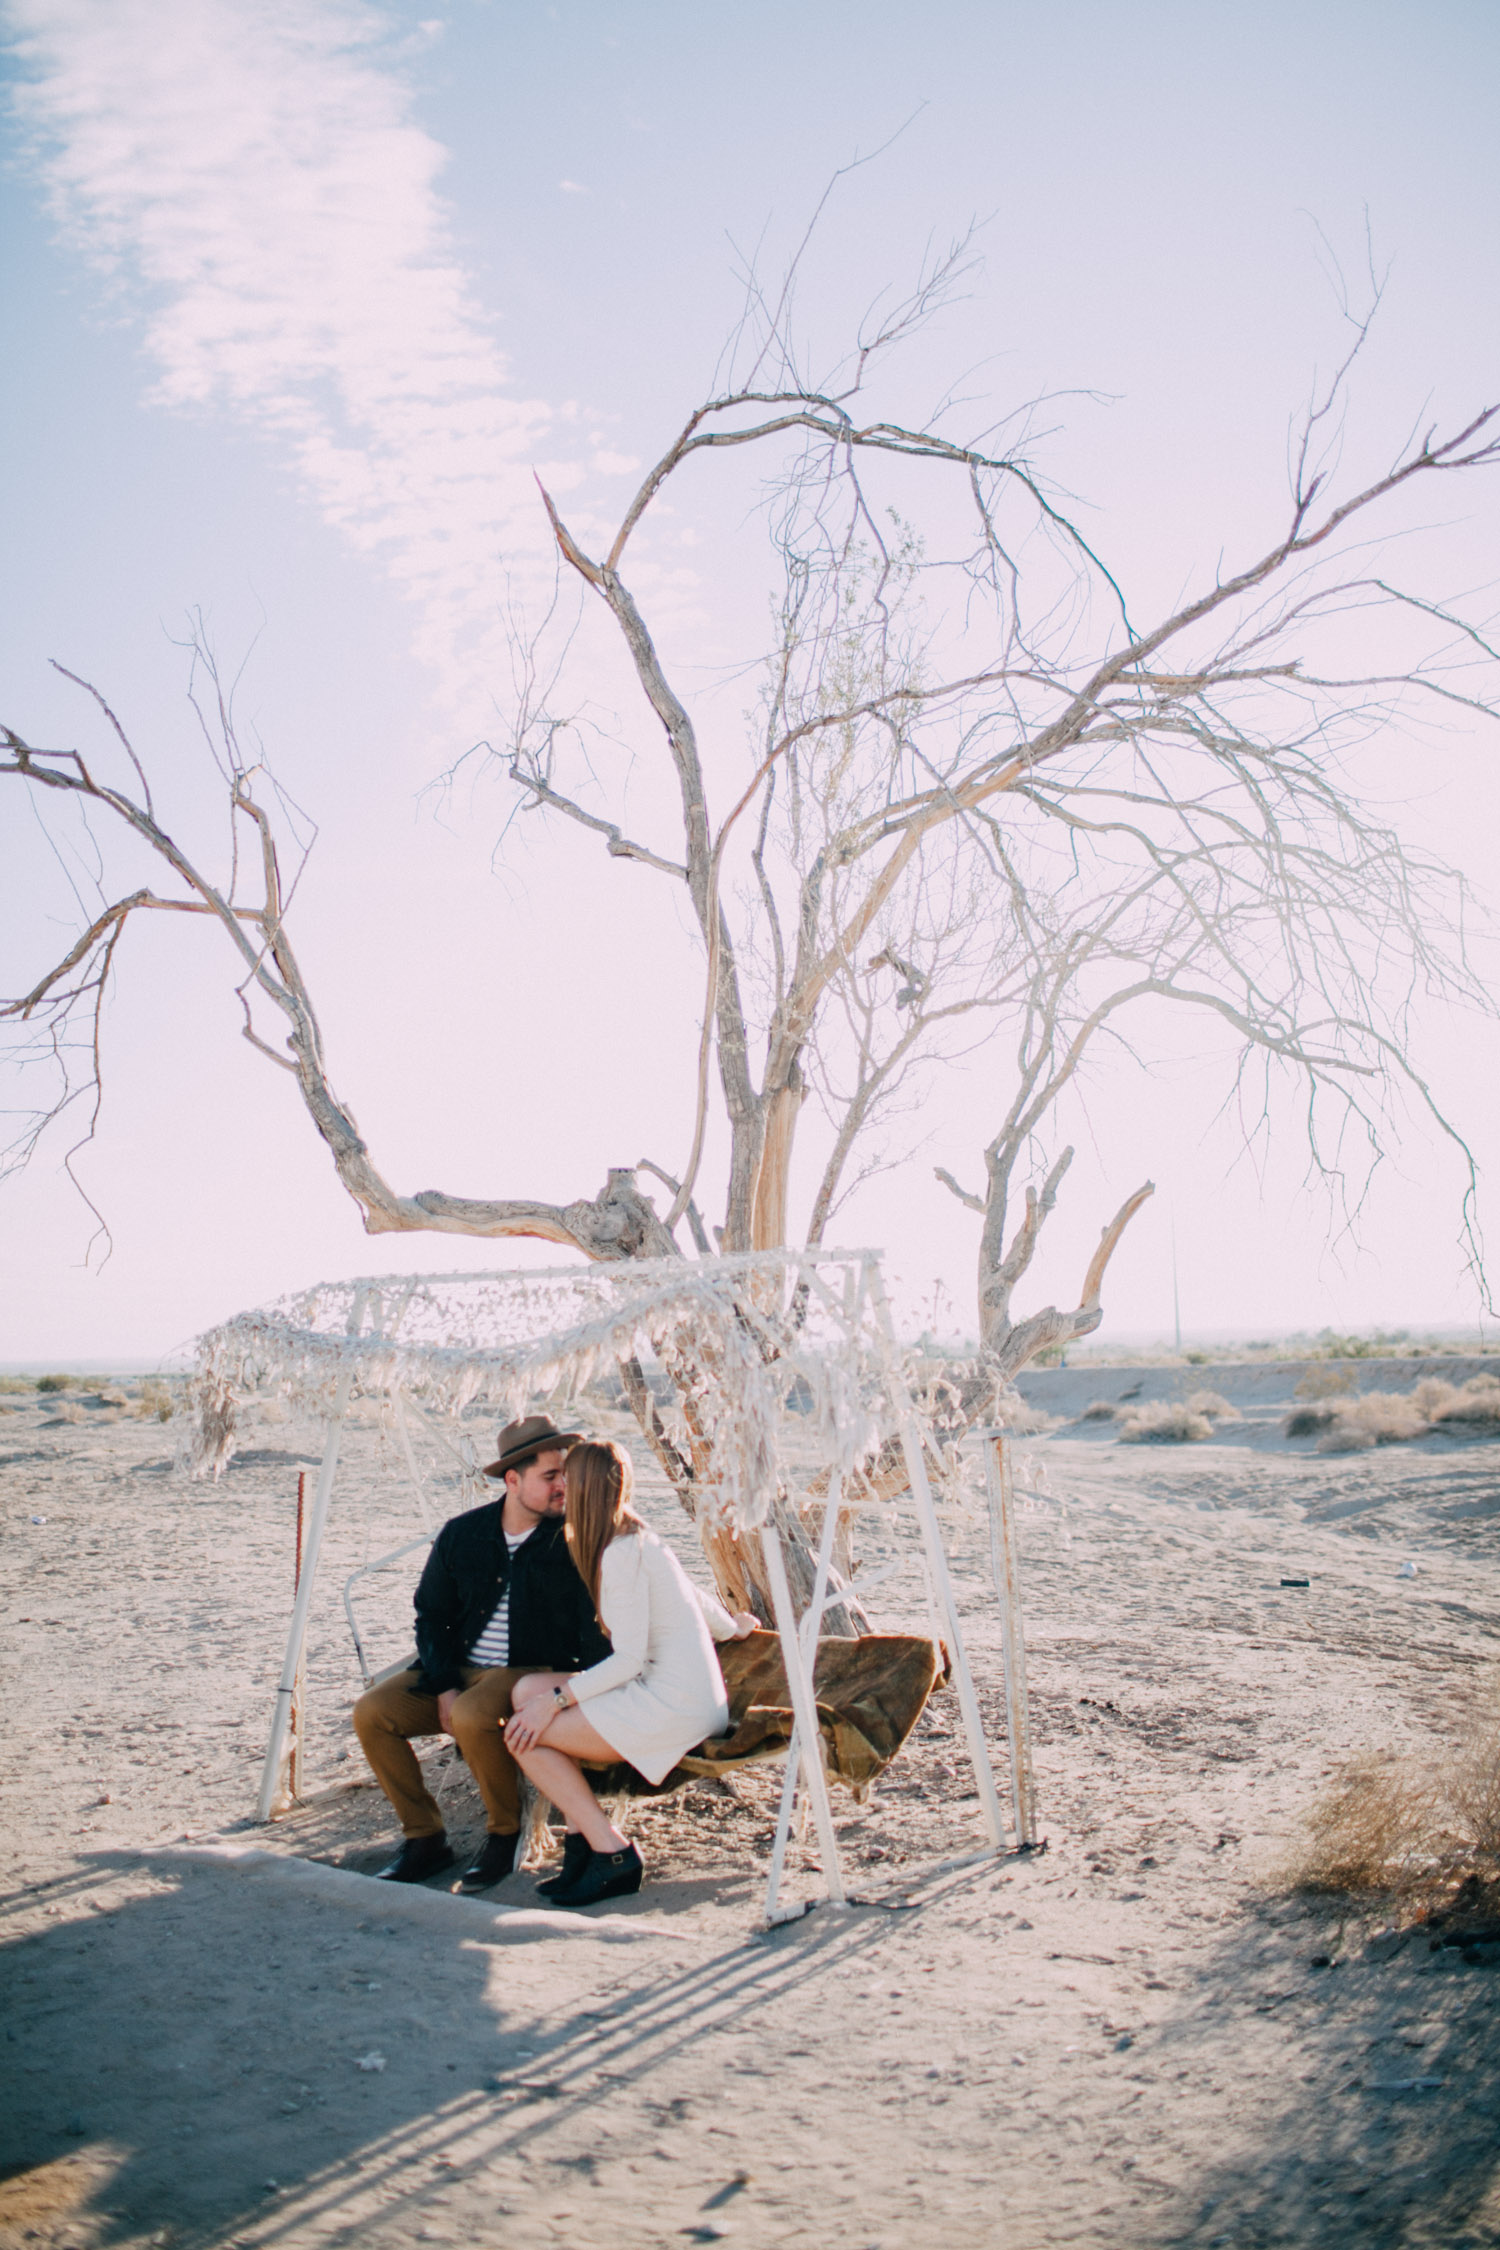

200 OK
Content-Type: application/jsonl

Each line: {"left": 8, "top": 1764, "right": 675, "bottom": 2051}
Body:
{"left": 412, "top": 1501, "right": 611, "bottom": 1696}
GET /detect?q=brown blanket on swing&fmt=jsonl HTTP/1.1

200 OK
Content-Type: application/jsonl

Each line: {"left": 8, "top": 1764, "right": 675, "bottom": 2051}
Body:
{"left": 589, "top": 1630, "right": 947, "bottom": 1798}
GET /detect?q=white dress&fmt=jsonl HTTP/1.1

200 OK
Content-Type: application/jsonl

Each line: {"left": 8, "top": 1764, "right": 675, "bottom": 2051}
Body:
{"left": 568, "top": 1528, "right": 736, "bottom": 1784}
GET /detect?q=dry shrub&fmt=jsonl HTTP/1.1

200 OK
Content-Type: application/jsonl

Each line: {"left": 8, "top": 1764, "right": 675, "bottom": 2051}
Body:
{"left": 1295, "top": 1365, "right": 1356, "bottom": 1401}
{"left": 0, "top": 1375, "right": 34, "bottom": 1394}
{"left": 1432, "top": 1375, "right": 1500, "bottom": 1427}
{"left": 43, "top": 1400, "right": 86, "bottom": 1424}
{"left": 1284, "top": 1401, "right": 1338, "bottom": 1437}
{"left": 1118, "top": 1401, "right": 1213, "bottom": 1443}
{"left": 1448, "top": 1728, "right": 1500, "bottom": 1872}
{"left": 136, "top": 1379, "right": 174, "bottom": 1423}
{"left": 1284, "top": 1374, "right": 1500, "bottom": 1448}
{"left": 1000, "top": 1401, "right": 1061, "bottom": 1436}
{"left": 1184, "top": 1388, "right": 1242, "bottom": 1422}
{"left": 1296, "top": 1755, "right": 1440, "bottom": 1893}
{"left": 35, "top": 1373, "right": 72, "bottom": 1393}
{"left": 1292, "top": 1718, "right": 1500, "bottom": 1923}
{"left": 1315, "top": 1390, "right": 1430, "bottom": 1453}
{"left": 1079, "top": 1399, "right": 1117, "bottom": 1421}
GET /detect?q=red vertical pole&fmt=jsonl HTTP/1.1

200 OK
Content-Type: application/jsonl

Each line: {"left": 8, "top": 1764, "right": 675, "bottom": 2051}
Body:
{"left": 289, "top": 1472, "right": 307, "bottom": 1800}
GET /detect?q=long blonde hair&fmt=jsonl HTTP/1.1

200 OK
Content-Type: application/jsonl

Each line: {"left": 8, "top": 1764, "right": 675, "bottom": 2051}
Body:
{"left": 565, "top": 1439, "right": 643, "bottom": 1619}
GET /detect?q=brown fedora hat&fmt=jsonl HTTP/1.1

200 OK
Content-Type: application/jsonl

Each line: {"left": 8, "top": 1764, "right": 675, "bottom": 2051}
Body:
{"left": 482, "top": 1414, "right": 582, "bottom": 1480}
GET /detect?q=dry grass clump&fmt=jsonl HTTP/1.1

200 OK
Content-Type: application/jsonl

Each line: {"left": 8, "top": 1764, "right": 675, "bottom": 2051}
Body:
{"left": 1431, "top": 1374, "right": 1500, "bottom": 1427}
{"left": 1291, "top": 1718, "right": 1500, "bottom": 1927}
{"left": 999, "top": 1400, "right": 1061, "bottom": 1436}
{"left": 1184, "top": 1388, "right": 1242, "bottom": 1423}
{"left": 1079, "top": 1399, "right": 1118, "bottom": 1421}
{"left": 1314, "top": 1390, "right": 1430, "bottom": 1453}
{"left": 1296, "top": 1754, "right": 1438, "bottom": 1893}
{"left": 1118, "top": 1400, "right": 1214, "bottom": 1443}
{"left": 35, "top": 1373, "right": 73, "bottom": 1393}
{"left": 1280, "top": 1375, "right": 1500, "bottom": 1449}
{"left": 136, "top": 1380, "right": 174, "bottom": 1423}
{"left": 1284, "top": 1401, "right": 1338, "bottom": 1437}
{"left": 1294, "top": 1365, "right": 1356, "bottom": 1402}
{"left": 0, "top": 1375, "right": 35, "bottom": 1394}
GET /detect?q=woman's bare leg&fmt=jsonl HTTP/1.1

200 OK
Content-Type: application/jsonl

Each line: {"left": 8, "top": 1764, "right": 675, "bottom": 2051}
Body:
{"left": 508, "top": 1676, "right": 622, "bottom": 1846}
{"left": 507, "top": 1698, "right": 632, "bottom": 1854}
{"left": 514, "top": 1745, "right": 626, "bottom": 1852}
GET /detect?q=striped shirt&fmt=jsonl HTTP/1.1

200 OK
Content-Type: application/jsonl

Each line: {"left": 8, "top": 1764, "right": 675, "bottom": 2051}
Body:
{"left": 467, "top": 1527, "right": 534, "bottom": 1668}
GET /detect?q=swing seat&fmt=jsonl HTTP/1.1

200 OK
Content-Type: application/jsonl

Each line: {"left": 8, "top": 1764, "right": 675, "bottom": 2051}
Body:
{"left": 584, "top": 1628, "right": 948, "bottom": 1798}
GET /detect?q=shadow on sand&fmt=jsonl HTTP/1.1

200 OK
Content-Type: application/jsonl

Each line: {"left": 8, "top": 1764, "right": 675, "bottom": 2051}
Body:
{"left": 0, "top": 1842, "right": 907, "bottom": 2248}
{"left": 1130, "top": 1893, "right": 1500, "bottom": 2250}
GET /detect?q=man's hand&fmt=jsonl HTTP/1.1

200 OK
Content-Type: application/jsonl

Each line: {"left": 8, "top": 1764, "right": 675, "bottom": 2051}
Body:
{"left": 729, "top": 1612, "right": 759, "bottom": 1639}
{"left": 436, "top": 1689, "right": 457, "bottom": 1733}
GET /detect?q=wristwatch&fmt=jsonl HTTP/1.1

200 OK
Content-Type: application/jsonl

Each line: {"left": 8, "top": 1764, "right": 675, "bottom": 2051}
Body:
{"left": 552, "top": 1684, "right": 570, "bottom": 1710}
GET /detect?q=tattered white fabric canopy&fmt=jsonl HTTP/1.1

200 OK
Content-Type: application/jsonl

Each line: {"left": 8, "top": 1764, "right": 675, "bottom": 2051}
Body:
{"left": 191, "top": 1247, "right": 1015, "bottom": 1916}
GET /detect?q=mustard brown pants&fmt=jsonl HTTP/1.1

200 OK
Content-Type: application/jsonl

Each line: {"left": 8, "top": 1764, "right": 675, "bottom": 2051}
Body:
{"left": 351, "top": 1664, "right": 544, "bottom": 1839}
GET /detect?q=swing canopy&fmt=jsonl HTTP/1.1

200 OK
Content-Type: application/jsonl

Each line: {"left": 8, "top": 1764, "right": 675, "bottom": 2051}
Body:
{"left": 190, "top": 1246, "right": 904, "bottom": 1530}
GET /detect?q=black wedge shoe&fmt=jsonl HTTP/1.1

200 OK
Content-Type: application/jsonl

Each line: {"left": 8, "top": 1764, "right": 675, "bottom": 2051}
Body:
{"left": 374, "top": 1833, "right": 455, "bottom": 1883}
{"left": 535, "top": 1831, "right": 592, "bottom": 1898}
{"left": 548, "top": 1840, "right": 644, "bottom": 1909}
{"left": 458, "top": 1832, "right": 520, "bottom": 1892}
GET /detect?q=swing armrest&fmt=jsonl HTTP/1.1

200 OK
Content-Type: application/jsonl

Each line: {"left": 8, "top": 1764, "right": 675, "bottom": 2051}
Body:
{"left": 343, "top": 1536, "right": 433, "bottom": 1689}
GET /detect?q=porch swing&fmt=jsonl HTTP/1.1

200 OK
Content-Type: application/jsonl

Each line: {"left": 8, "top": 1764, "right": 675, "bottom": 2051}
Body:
{"left": 191, "top": 1245, "right": 1035, "bottom": 1920}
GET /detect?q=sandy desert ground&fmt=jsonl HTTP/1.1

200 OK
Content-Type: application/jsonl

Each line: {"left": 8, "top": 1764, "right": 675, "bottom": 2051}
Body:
{"left": 3, "top": 1357, "right": 1500, "bottom": 2250}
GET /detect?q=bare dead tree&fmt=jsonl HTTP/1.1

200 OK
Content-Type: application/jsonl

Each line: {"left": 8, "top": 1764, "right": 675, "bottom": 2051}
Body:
{"left": 498, "top": 253, "right": 1495, "bottom": 1396}
{"left": 6, "top": 235, "right": 1498, "bottom": 1603}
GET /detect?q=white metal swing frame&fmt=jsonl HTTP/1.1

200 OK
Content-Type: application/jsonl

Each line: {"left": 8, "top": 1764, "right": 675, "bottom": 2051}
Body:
{"left": 192, "top": 1247, "right": 1029, "bottom": 1912}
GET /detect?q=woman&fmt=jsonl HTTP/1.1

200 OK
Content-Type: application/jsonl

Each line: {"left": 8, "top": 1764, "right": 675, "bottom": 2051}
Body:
{"left": 504, "top": 1438, "right": 757, "bottom": 1906}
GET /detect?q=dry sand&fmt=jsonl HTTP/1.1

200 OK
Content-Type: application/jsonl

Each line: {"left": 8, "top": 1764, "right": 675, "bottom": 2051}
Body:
{"left": 3, "top": 1365, "right": 1500, "bottom": 2250}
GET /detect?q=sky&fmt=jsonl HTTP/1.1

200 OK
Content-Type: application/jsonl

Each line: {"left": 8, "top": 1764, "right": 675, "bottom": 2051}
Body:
{"left": 3, "top": 0, "right": 1500, "bottom": 1364}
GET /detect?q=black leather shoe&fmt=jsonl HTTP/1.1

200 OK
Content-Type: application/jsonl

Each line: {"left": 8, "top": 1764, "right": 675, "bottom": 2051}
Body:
{"left": 549, "top": 1840, "right": 644, "bottom": 1909}
{"left": 535, "top": 1831, "right": 591, "bottom": 1898}
{"left": 374, "top": 1833, "right": 455, "bottom": 1883}
{"left": 458, "top": 1832, "right": 520, "bottom": 1892}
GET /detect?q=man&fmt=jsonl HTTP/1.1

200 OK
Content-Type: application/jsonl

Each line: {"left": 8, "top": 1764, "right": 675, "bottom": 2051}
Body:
{"left": 352, "top": 1414, "right": 611, "bottom": 1890}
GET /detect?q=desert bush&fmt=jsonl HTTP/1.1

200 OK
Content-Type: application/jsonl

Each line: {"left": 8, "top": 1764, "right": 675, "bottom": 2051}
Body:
{"left": 1292, "top": 1718, "right": 1500, "bottom": 1921}
{"left": 0, "top": 1375, "right": 34, "bottom": 1393}
{"left": 136, "top": 1380, "right": 173, "bottom": 1423}
{"left": 1296, "top": 1755, "right": 1440, "bottom": 1893}
{"left": 1118, "top": 1401, "right": 1213, "bottom": 1443}
{"left": 35, "top": 1373, "right": 72, "bottom": 1393}
{"left": 1315, "top": 1390, "right": 1430, "bottom": 1453}
{"left": 1285, "top": 1375, "right": 1500, "bottom": 1447}
{"left": 42, "top": 1399, "right": 86, "bottom": 1423}
{"left": 1448, "top": 1728, "right": 1500, "bottom": 1871}
{"left": 1284, "top": 1402, "right": 1338, "bottom": 1437}
{"left": 1184, "top": 1388, "right": 1242, "bottom": 1422}
{"left": 1079, "top": 1399, "right": 1117, "bottom": 1421}
{"left": 1294, "top": 1365, "right": 1356, "bottom": 1401}
{"left": 1431, "top": 1375, "right": 1500, "bottom": 1427}
{"left": 997, "top": 1400, "right": 1061, "bottom": 1436}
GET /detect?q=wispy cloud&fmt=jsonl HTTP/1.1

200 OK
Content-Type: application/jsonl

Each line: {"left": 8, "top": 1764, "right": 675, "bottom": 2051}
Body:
{"left": 7, "top": 0, "right": 576, "bottom": 729}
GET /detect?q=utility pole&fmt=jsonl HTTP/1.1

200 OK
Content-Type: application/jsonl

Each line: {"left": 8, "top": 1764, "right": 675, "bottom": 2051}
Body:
{"left": 1172, "top": 1208, "right": 1182, "bottom": 1356}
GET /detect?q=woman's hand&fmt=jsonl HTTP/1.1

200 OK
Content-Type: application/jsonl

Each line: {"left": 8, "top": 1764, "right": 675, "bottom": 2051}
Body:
{"left": 729, "top": 1611, "right": 759, "bottom": 1639}
{"left": 504, "top": 1702, "right": 554, "bottom": 1754}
